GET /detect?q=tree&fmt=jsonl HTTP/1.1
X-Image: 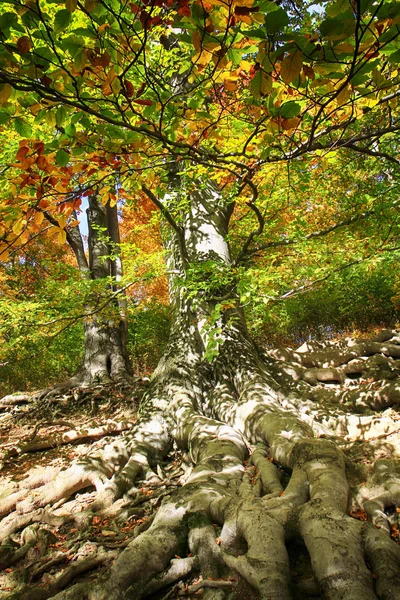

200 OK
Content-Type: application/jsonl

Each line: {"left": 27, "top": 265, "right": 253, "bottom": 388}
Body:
{"left": 61, "top": 194, "right": 130, "bottom": 385}
{"left": 0, "top": 0, "right": 400, "bottom": 598}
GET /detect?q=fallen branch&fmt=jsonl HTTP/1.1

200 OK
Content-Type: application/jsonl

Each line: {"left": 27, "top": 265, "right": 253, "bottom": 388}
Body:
{"left": 4, "top": 419, "right": 135, "bottom": 457}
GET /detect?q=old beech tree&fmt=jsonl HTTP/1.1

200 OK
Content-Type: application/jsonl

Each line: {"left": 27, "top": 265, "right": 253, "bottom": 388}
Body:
{"left": 1, "top": 0, "right": 400, "bottom": 599}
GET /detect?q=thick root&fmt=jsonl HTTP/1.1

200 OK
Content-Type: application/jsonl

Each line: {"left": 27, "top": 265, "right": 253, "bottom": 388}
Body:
{"left": 1, "top": 329, "right": 400, "bottom": 599}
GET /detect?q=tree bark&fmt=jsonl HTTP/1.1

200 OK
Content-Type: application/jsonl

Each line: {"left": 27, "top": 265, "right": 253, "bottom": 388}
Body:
{"left": 67, "top": 196, "right": 130, "bottom": 385}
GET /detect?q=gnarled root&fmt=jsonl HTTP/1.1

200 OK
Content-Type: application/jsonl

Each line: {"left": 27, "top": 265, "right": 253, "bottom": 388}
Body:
{"left": 1, "top": 329, "right": 400, "bottom": 599}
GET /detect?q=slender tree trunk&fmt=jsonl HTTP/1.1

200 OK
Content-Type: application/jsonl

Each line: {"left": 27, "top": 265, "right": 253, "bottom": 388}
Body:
{"left": 67, "top": 197, "right": 130, "bottom": 385}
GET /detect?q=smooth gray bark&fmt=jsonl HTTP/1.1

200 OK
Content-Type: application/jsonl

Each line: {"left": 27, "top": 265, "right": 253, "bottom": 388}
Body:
{"left": 67, "top": 196, "right": 129, "bottom": 384}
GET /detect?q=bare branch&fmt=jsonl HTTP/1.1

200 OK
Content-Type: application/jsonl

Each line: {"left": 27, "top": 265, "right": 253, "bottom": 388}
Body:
{"left": 141, "top": 184, "right": 189, "bottom": 265}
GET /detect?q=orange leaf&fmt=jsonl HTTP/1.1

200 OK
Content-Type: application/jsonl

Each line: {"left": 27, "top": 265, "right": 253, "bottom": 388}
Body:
{"left": 16, "top": 146, "right": 30, "bottom": 160}
{"left": 34, "top": 211, "right": 44, "bottom": 226}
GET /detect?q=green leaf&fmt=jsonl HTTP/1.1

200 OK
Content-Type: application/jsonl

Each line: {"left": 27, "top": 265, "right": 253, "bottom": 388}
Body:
{"left": 14, "top": 117, "right": 32, "bottom": 138}
{"left": 250, "top": 70, "right": 272, "bottom": 99}
{"left": 0, "top": 110, "right": 10, "bottom": 125}
{"left": 55, "top": 148, "right": 70, "bottom": 166}
{"left": 54, "top": 9, "right": 72, "bottom": 33}
{"left": 319, "top": 17, "right": 355, "bottom": 41}
{"left": 265, "top": 8, "right": 289, "bottom": 34}
{"left": 0, "top": 12, "right": 20, "bottom": 37}
{"left": 279, "top": 101, "right": 301, "bottom": 119}
{"left": 326, "top": 0, "right": 350, "bottom": 18}
{"left": 56, "top": 106, "right": 67, "bottom": 128}
{"left": 387, "top": 49, "right": 400, "bottom": 64}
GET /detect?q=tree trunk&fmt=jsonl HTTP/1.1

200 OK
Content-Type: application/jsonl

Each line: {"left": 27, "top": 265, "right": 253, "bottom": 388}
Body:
{"left": 2, "top": 182, "right": 400, "bottom": 600}
{"left": 66, "top": 196, "right": 130, "bottom": 385}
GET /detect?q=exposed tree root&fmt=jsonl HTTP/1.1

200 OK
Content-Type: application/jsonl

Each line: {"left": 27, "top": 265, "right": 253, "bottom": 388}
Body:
{"left": 1, "top": 330, "right": 400, "bottom": 599}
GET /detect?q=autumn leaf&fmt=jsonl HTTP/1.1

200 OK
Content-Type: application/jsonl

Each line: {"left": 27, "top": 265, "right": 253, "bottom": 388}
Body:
{"left": 57, "top": 229, "right": 67, "bottom": 244}
{"left": 17, "top": 36, "right": 32, "bottom": 54}
{"left": 34, "top": 212, "right": 44, "bottom": 227}
{"left": 280, "top": 50, "right": 303, "bottom": 84}
{"left": 250, "top": 70, "right": 272, "bottom": 99}
{"left": 336, "top": 84, "right": 351, "bottom": 106}
{"left": 65, "top": 0, "right": 77, "bottom": 12}
{"left": 281, "top": 117, "right": 301, "bottom": 130}
{"left": 0, "top": 84, "right": 12, "bottom": 103}
{"left": 124, "top": 80, "right": 135, "bottom": 98}
{"left": 133, "top": 99, "right": 153, "bottom": 106}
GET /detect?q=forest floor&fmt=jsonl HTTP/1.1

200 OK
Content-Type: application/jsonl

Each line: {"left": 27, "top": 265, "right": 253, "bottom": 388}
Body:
{"left": 0, "top": 330, "right": 399, "bottom": 599}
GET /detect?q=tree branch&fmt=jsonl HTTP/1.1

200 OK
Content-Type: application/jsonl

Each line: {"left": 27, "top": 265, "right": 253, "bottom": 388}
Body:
{"left": 234, "top": 177, "right": 264, "bottom": 266}
{"left": 141, "top": 184, "right": 189, "bottom": 265}
{"left": 247, "top": 209, "right": 377, "bottom": 257}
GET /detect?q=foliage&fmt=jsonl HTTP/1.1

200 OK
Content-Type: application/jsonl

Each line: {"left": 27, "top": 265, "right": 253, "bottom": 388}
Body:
{"left": 0, "top": 260, "right": 84, "bottom": 394}
{"left": 127, "top": 301, "right": 171, "bottom": 374}
{"left": 249, "top": 257, "right": 400, "bottom": 347}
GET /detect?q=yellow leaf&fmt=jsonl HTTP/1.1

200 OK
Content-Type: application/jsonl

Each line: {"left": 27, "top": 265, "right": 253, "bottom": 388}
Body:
{"left": 57, "top": 229, "right": 67, "bottom": 244}
{"left": 192, "top": 50, "right": 213, "bottom": 68}
{"left": 34, "top": 211, "right": 44, "bottom": 226}
{"left": 12, "top": 219, "right": 25, "bottom": 236}
{"left": 204, "top": 42, "right": 220, "bottom": 52}
{"left": 336, "top": 84, "right": 351, "bottom": 106}
{"left": 0, "top": 244, "right": 10, "bottom": 261}
{"left": 280, "top": 50, "right": 303, "bottom": 84}
{"left": 45, "top": 111, "right": 57, "bottom": 128}
{"left": 14, "top": 231, "right": 29, "bottom": 246}
{"left": 58, "top": 215, "right": 67, "bottom": 230}
{"left": 252, "top": 13, "right": 266, "bottom": 24}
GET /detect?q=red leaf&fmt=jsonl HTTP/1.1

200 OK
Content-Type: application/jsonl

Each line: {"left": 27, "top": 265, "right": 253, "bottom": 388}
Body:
{"left": 33, "top": 141, "right": 45, "bottom": 154}
{"left": 178, "top": 4, "right": 191, "bottom": 16}
{"left": 140, "top": 10, "right": 151, "bottom": 28}
{"left": 37, "top": 155, "right": 48, "bottom": 171}
{"left": 133, "top": 98, "right": 153, "bottom": 106}
{"left": 135, "top": 82, "right": 146, "bottom": 98}
{"left": 40, "top": 75, "right": 52, "bottom": 88}
{"left": 124, "top": 79, "right": 135, "bottom": 97}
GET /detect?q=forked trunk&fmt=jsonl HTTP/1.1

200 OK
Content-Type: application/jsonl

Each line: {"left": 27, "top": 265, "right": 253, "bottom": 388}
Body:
{"left": 67, "top": 195, "right": 129, "bottom": 385}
